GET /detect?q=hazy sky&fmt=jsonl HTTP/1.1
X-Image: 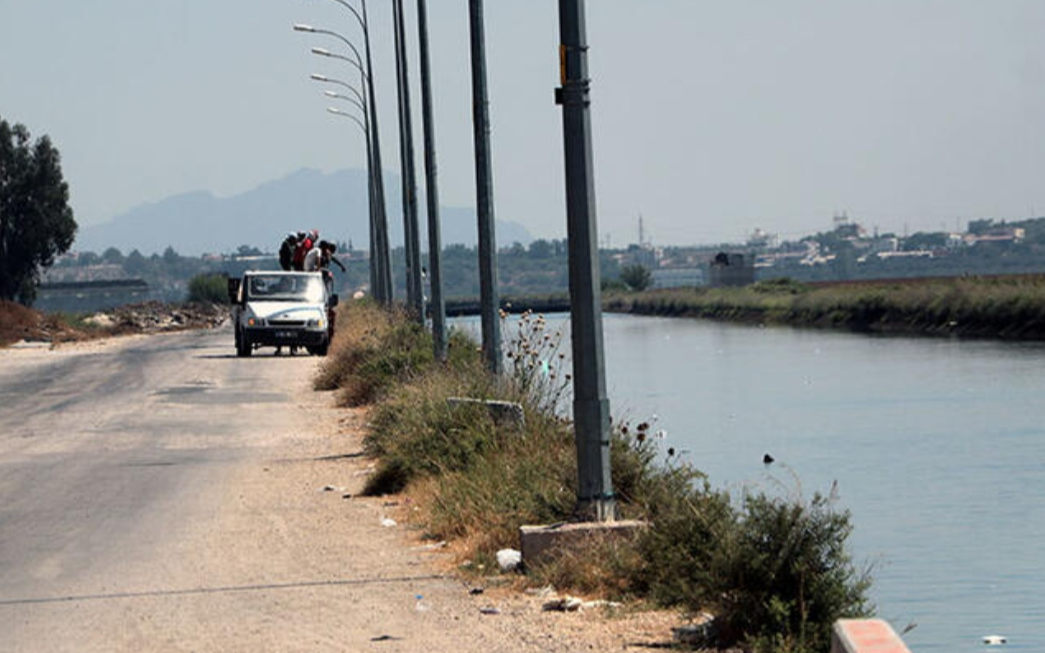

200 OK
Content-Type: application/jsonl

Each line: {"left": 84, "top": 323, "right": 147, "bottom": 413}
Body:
{"left": 4, "top": 1, "right": 1045, "bottom": 248}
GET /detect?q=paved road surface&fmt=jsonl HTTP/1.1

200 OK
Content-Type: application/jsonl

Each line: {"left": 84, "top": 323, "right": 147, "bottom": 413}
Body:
{"left": 0, "top": 330, "right": 323, "bottom": 648}
{"left": 0, "top": 328, "right": 676, "bottom": 652}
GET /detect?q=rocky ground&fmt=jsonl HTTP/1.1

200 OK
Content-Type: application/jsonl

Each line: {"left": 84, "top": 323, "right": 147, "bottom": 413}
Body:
{"left": 0, "top": 299, "right": 228, "bottom": 348}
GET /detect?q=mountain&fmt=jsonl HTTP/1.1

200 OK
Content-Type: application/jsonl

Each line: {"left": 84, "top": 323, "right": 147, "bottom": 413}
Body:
{"left": 74, "top": 168, "right": 533, "bottom": 256}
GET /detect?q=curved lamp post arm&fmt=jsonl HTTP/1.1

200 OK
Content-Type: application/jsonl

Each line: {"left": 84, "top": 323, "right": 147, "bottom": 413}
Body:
{"left": 303, "top": 0, "right": 391, "bottom": 304}
{"left": 327, "top": 107, "right": 368, "bottom": 135}
{"left": 325, "top": 89, "right": 367, "bottom": 116}
{"left": 310, "top": 72, "right": 359, "bottom": 95}
{"left": 294, "top": 24, "right": 367, "bottom": 79}
{"left": 319, "top": 0, "right": 367, "bottom": 38}
{"left": 310, "top": 46, "right": 368, "bottom": 80}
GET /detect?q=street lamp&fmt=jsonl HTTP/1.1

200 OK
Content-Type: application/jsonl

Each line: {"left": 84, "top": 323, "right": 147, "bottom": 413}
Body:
{"left": 295, "top": 24, "right": 367, "bottom": 75}
{"left": 325, "top": 92, "right": 375, "bottom": 294}
{"left": 311, "top": 46, "right": 368, "bottom": 79}
{"left": 327, "top": 106, "right": 367, "bottom": 136}
{"left": 296, "top": 17, "right": 392, "bottom": 305}
{"left": 557, "top": 0, "right": 616, "bottom": 520}
{"left": 392, "top": 0, "right": 423, "bottom": 321}
{"left": 415, "top": 0, "right": 447, "bottom": 361}
{"left": 324, "top": 89, "right": 366, "bottom": 116}
{"left": 468, "top": 0, "right": 501, "bottom": 375}
{"left": 311, "top": 73, "right": 380, "bottom": 300}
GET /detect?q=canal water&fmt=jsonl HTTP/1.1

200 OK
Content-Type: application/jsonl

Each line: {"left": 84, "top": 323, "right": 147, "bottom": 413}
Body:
{"left": 458, "top": 313, "right": 1045, "bottom": 651}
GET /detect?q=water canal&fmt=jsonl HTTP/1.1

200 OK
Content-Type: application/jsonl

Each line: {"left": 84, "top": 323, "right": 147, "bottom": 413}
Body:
{"left": 458, "top": 312, "right": 1045, "bottom": 651}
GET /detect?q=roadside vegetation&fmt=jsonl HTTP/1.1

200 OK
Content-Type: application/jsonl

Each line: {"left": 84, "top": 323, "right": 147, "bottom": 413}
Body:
{"left": 187, "top": 272, "right": 232, "bottom": 305}
{"left": 605, "top": 274, "right": 1045, "bottom": 339}
{"left": 318, "top": 300, "right": 872, "bottom": 653}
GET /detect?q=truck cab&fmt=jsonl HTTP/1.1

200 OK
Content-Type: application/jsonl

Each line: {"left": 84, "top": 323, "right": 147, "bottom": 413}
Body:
{"left": 227, "top": 271, "right": 338, "bottom": 357}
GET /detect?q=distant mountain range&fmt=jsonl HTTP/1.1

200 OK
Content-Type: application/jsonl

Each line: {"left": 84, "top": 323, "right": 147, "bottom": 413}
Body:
{"left": 74, "top": 168, "right": 533, "bottom": 256}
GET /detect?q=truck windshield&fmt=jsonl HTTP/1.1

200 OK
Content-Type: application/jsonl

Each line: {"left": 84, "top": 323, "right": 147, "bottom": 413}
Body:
{"left": 246, "top": 275, "right": 325, "bottom": 303}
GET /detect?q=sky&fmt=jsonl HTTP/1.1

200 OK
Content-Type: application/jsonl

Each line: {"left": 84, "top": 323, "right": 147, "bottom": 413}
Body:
{"left": 3, "top": 1, "right": 1045, "bottom": 249}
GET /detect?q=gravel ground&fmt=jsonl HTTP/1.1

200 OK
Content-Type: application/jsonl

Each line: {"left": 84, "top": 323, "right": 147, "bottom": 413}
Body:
{"left": 215, "top": 396, "right": 687, "bottom": 652}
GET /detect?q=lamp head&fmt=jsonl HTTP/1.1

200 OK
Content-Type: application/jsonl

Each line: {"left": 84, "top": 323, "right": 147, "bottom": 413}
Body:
{"left": 293, "top": 24, "right": 316, "bottom": 33}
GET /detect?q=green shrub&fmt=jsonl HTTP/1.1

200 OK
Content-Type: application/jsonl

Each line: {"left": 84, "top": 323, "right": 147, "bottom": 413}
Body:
{"left": 714, "top": 491, "right": 873, "bottom": 652}
{"left": 620, "top": 264, "right": 653, "bottom": 292}
{"left": 186, "top": 273, "right": 229, "bottom": 304}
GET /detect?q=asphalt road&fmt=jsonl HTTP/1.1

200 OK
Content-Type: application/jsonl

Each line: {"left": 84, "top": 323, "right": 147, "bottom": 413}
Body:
{"left": 0, "top": 329, "right": 317, "bottom": 650}
{"left": 0, "top": 328, "right": 679, "bottom": 652}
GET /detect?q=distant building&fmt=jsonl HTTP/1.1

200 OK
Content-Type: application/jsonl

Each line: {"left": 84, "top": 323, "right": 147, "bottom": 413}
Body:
{"left": 708, "top": 252, "right": 755, "bottom": 288}
{"left": 747, "top": 228, "right": 779, "bottom": 249}
{"left": 963, "top": 227, "right": 1025, "bottom": 246}
{"left": 651, "top": 268, "right": 705, "bottom": 289}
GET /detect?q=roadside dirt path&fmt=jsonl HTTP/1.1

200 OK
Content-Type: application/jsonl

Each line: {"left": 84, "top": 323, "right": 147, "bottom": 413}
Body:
{"left": 0, "top": 330, "right": 680, "bottom": 652}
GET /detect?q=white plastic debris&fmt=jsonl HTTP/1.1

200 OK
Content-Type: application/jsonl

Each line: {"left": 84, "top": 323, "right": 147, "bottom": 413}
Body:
{"left": 380, "top": 517, "right": 397, "bottom": 528}
{"left": 414, "top": 594, "right": 430, "bottom": 612}
{"left": 542, "top": 596, "right": 583, "bottom": 612}
{"left": 495, "top": 548, "right": 522, "bottom": 572}
{"left": 983, "top": 635, "right": 1007, "bottom": 646}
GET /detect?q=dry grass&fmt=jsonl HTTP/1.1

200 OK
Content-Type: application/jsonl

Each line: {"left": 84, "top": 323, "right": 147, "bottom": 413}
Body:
{"left": 319, "top": 302, "right": 874, "bottom": 652}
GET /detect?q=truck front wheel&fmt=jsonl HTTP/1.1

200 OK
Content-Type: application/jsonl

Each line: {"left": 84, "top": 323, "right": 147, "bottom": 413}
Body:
{"left": 236, "top": 329, "right": 253, "bottom": 357}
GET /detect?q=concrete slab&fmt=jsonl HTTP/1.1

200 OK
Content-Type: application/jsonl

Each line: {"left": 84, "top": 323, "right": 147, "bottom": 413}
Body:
{"left": 520, "top": 520, "right": 645, "bottom": 568}
{"left": 832, "top": 619, "right": 912, "bottom": 653}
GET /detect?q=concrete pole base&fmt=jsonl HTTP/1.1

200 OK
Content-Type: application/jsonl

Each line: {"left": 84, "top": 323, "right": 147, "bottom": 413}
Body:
{"left": 519, "top": 520, "right": 645, "bottom": 569}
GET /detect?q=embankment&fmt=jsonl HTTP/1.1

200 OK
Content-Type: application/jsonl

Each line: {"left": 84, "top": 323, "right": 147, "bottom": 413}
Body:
{"left": 604, "top": 275, "right": 1045, "bottom": 339}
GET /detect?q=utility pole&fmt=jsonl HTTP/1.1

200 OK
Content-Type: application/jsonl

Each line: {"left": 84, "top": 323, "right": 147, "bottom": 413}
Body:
{"left": 392, "top": 0, "right": 423, "bottom": 320}
{"left": 416, "top": 0, "right": 447, "bottom": 361}
{"left": 469, "top": 0, "right": 501, "bottom": 374}
{"left": 359, "top": 0, "right": 393, "bottom": 305}
{"left": 556, "top": 0, "right": 615, "bottom": 520}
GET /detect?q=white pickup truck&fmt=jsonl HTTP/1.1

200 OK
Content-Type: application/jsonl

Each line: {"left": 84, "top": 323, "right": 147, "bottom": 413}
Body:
{"left": 227, "top": 271, "right": 338, "bottom": 357}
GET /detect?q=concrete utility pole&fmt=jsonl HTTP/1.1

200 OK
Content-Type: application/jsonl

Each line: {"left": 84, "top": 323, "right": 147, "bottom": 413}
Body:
{"left": 416, "top": 0, "right": 448, "bottom": 361}
{"left": 556, "top": 0, "right": 615, "bottom": 520}
{"left": 468, "top": 0, "right": 501, "bottom": 375}
{"left": 357, "top": 0, "right": 393, "bottom": 305}
{"left": 392, "top": 0, "right": 423, "bottom": 320}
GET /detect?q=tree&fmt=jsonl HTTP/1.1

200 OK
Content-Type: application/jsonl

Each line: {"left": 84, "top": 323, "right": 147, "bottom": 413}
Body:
{"left": 0, "top": 117, "right": 77, "bottom": 304}
{"left": 903, "top": 231, "right": 947, "bottom": 251}
{"left": 528, "top": 239, "right": 553, "bottom": 258}
{"left": 123, "top": 249, "right": 148, "bottom": 276}
{"left": 620, "top": 264, "right": 653, "bottom": 291}
{"left": 967, "top": 218, "right": 996, "bottom": 235}
{"left": 101, "top": 246, "right": 125, "bottom": 264}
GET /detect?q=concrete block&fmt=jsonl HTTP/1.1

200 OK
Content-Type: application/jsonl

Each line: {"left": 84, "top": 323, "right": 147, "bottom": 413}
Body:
{"left": 446, "top": 397, "right": 525, "bottom": 429}
{"left": 832, "top": 619, "right": 912, "bottom": 653}
{"left": 520, "top": 520, "right": 645, "bottom": 568}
